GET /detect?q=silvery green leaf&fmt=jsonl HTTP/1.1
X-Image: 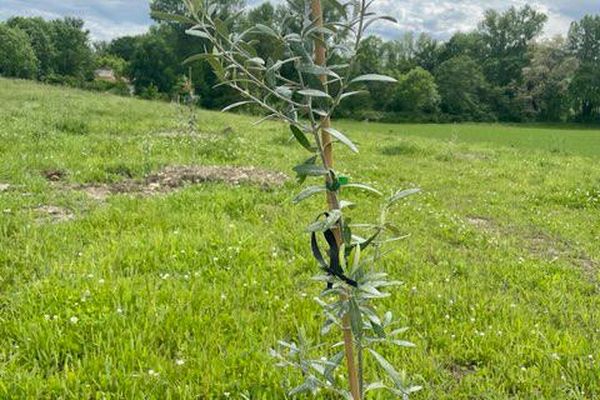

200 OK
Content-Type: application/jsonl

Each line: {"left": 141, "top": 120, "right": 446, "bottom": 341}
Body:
{"left": 349, "top": 298, "right": 363, "bottom": 338}
{"left": 388, "top": 188, "right": 421, "bottom": 205}
{"left": 343, "top": 183, "right": 383, "bottom": 196}
{"left": 340, "top": 90, "right": 367, "bottom": 100}
{"left": 185, "top": 29, "right": 212, "bottom": 39}
{"left": 247, "top": 57, "right": 265, "bottom": 66}
{"left": 365, "top": 382, "right": 387, "bottom": 392}
{"left": 298, "top": 89, "right": 332, "bottom": 99}
{"left": 221, "top": 101, "right": 253, "bottom": 112}
{"left": 368, "top": 349, "right": 403, "bottom": 387}
{"left": 254, "top": 23, "right": 279, "bottom": 38}
{"left": 339, "top": 200, "right": 356, "bottom": 209}
{"left": 297, "top": 64, "right": 339, "bottom": 78}
{"left": 275, "top": 86, "right": 293, "bottom": 98}
{"left": 391, "top": 340, "right": 416, "bottom": 348}
{"left": 293, "top": 186, "right": 326, "bottom": 204}
{"left": 323, "top": 127, "right": 358, "bottom": 153}
{"left": 323, "top": 351, "right": 345, "bottom": 382}
{"left": 289, "top": 376, "right": 318, "bottom": 395}
{"left": 350, "top": 74, "right": 398, "bottom": 84}
{"left": 390, "top": 327, "right": 410, "bottom": 337}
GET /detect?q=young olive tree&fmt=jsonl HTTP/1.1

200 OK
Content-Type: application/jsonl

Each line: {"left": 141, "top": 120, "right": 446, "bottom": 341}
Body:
{"left": 155, "top": 0, "right": 422, "bottom": 398}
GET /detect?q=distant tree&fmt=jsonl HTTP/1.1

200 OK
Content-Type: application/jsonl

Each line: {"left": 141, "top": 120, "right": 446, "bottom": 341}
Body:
{"left": 50, "top": 17, "right": 94, "bottom": 79}
{"left": 107, "top": 36, "right": 140, "bottom": 62}
{"left": 435, "top": 56, "right": 492, "bottom": 120}
{"left": 568, "top": 15, "right": 600, "bottom": 119}
{"left": 521, "top": 37, "right": 578, "bottom": 121}
{"left": 389, "top": 67, "right": 440, "bottom": 113}
{"left": 0, "top": 24, "right": 39, "bottom": 79}
{"left": 129, "top": 27, "right": 178, "bottom": 94}
{"left": 479, "top": 5, "right": 548, "bottom": 86}
{"left": 6, "top": 17, "right": 55, "bottom": 78}
{"left": 439, "top": 32, "right": 486, "bottom": 64}
{"left": 414, "top": 33, "right": 441, "bottom": 72}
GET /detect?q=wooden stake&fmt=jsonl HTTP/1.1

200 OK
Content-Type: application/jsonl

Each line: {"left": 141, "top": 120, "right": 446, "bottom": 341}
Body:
{"left": 310, "top": 1, "right": 361, "bottom": 399}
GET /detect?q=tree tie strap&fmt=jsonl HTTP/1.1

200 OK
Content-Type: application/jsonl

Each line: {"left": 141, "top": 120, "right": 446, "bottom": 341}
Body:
{"left": 310, "top": 215, "right": 358, "bottom": 289}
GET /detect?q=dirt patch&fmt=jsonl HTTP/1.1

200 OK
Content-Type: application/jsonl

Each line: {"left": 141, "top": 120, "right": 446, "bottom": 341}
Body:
{"left": 466, "top": 216, "right": 495, "bottom": 231}
{"left": 147, "top": 166, "right": 288, "bottom": 188}
{"left": 448, "top": 363, "right": 477, "bottom": 381}
{"left": 34, "top": 205, "right": 74, "bottom": 223}
{"left": 43, "top": 169, "right": 67, "bottom": 182}
{"left": 526, "top": 232, "right": 598, "bottom": 278}
{"left": 70, "top": 165, "right": 288, "bottom": 201}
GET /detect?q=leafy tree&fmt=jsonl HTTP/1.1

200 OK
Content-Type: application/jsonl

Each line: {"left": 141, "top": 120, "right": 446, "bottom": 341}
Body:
{"left": 435, "top": 56, "right": 491, "bottom": 119}
{"left": 521, "top": 37, "right": 578, "bottom": 121}
{"left": 129, "top": 27, "right": 179, "bottom": 94}
{"left": 479, "top": 6, "right": 547, "bottom": 86}
{"left": 107, "top": 36, "right": 140, "bottom": 62}
{"left": 413, "top": 33, "right": 441, "bottom": 72}
{"left": 389, "top": 67, "right": 440, "bottom": 113}
{"left": 439, "top": 32, "right": 486, "bottom": 64}
{"left": 6, "top": 17, "right": 55, "bottom": 78}
{"left": 49, "top": 17, "right": 94, "bottom": 79}
{"left": 568, "top": 15, "right": 600, "bottom": 119}
{"left": 0, "top": 24, "right": 39, "bottom": 79}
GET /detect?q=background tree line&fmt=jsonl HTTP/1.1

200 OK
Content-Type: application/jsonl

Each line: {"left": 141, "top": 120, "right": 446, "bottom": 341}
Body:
{"left": 1, "top": 1, "right": 599, "bottom": 123}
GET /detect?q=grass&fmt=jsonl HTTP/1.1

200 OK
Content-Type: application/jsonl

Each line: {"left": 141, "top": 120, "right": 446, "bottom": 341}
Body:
{"left": 0, "top": 78, "right": 599, "bottom": 399}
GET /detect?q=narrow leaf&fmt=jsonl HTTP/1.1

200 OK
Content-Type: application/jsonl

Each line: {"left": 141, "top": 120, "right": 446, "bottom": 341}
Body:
{"left": 298, "top": 89, "right": 331, "bottom": 99}
{"left": 323, "top": 127, "right": 358, "bottom": 153}
{"left": 293, "top": 186, "right": 326, "bottom": 204}
{"left": 290, "top": 125, "right": 313, "bottom": 152}
{"left": 351, "top": 74, "right": 398, "bottom": 84}
{"left": 221, "top": 101, "right": 253, "bottom": 113}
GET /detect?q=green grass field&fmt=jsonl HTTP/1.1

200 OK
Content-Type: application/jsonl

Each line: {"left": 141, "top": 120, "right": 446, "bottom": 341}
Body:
{"left": 1, "top": 78, "right": 599, "bottom": 399}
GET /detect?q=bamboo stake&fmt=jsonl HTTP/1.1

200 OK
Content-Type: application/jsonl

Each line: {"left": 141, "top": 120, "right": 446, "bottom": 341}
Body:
{"left": 310, "top": 1, "right": 361, "bottom": 399}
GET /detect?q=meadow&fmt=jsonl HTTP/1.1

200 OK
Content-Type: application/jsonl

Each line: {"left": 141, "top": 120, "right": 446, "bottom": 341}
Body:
{"left": 1, "top": 78, "right": 599, "bottom": 399}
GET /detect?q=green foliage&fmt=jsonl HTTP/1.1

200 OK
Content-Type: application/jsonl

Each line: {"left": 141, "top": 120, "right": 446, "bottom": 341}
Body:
{"left": 568, "top": 15, "right": 600, "bottom": 119}
{"left": 435, "top": 56, "right": 491, "bottom": 120}
{"left": 478, "top": 5, "right": 548, "bottom": 86}
{"left": 389, "top": 67, "right": 440, "bottom": 113}
{"left": 0, "top": 23, "right": 39, "bottom": 79}
{"left": 49, "top": 17, "right": 94, "bottom": 80}
{"left": 6, "top": 16, "right": 56, "bottom": 78}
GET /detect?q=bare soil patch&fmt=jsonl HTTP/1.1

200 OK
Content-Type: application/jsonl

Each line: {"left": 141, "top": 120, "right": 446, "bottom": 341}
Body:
{"left": 68, "top": 165, "right": 288, "bottom": 201}
{"left": 43, "top": 169, "right": 67, "bottom": 182}
{"left": 466, "top": 216, "right": 495, "bottom": 231}
{"left": 34, "top": 205, "right": 74, "bottom": 223}
{"left": 147, "top": 165, "right": 288, "bottom": 188}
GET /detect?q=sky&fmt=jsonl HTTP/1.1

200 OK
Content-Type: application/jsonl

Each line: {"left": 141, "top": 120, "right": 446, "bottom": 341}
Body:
{"left": 0, "top": 0, "right": 598, "bottom": 42}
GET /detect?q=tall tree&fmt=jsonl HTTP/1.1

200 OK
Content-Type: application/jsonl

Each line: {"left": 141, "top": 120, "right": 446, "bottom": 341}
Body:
{"left": 0, "top": 23, "right": 39, "bottom": 79}
{"left": 568, "top": 15, "right": 600, "bottom": 119}
{"left": 6, "top": 17, "right": 55, "bottom": 78}
{"left": 50, "top": 17, "right": 94, "bottom": 79}
{"left": 435, "top": 56, "right": 492, "bottom": 120}
{"left": 479, "top": 5, "right": 547, "bottom": 86}
{"left": 521, "top": 37, "right": 578, "bottom": 121}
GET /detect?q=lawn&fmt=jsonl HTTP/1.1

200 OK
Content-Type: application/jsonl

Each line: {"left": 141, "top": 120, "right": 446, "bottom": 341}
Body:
{"left": 1, "top": 78, "right": 599, "bottom": 399}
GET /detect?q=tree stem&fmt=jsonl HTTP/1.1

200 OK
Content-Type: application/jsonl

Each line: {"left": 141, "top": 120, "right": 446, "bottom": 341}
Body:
{"left": 310, "top": 1, "right": 361, "bottom": 399}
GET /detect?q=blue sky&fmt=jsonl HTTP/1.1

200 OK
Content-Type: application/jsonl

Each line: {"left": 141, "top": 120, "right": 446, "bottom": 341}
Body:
{"left": 0, "top": 0, "right": 598, "bottom": 42}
